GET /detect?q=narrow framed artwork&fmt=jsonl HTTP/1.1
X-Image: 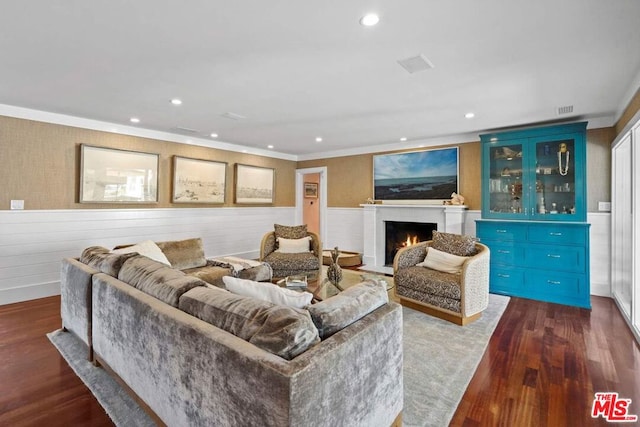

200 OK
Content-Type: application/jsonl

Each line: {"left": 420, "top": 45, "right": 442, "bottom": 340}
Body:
{"left": 304, "top": 182, "right": 318, "bottom": 198}
{"left": 234, "top": 164, "right": 275, "bottom": 204}
{"left": 80, "top": 144, "right": 159, "bottom": 203}
{"left": 172, "top": 156, "right": 227, "bottom": 203}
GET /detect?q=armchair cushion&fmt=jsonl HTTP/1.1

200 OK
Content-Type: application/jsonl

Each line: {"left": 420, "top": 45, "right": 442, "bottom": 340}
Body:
{"left": 276, "top": 236, "right": 311, "bottom": 253}
{"left": 274, "top": 224, "right": 307, "bottom": 240}
{"left": 396, "top": 266, "right": 462, "bottom": 300}
{"left": 264, "top": 252, "right": 320, "bottom": 274}
{"left": 417, "top": 247, "right": 467, "bottom": 274}
{"left": 432, "top": 231, "right": 477, "bottom": 257}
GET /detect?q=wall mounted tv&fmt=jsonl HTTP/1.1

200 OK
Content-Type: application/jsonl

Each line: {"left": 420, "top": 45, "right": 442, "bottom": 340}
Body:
{"left": 373, "top": 147, "right": 459, "bottom": 201}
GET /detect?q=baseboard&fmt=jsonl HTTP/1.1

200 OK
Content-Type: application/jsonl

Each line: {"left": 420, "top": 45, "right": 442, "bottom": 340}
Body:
{"left": 0, "top": 281, "right": 61, "bottom": 306}
{"left": 590, "top": 281, "right": 611, "bottom": 298}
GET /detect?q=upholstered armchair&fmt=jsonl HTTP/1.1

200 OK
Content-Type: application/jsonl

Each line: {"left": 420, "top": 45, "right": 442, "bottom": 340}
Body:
{"left": 260, "top": 224, "right": 322, "bottom": 279}
{"left": 393, "top": 232, "right": 490, "bottom": 325}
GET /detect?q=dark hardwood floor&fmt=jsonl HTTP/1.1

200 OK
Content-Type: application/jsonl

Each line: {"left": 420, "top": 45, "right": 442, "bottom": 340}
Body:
{"left": 0, "top": 295, "right": 638, "bottom": 426}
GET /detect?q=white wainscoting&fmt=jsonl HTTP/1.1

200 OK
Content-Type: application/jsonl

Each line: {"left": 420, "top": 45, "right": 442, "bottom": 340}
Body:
{"left": 325, "top": 208, "right": 364, "bottom": 253}
{"left": 0, "top": 207, "right": 294, "bottom": 305}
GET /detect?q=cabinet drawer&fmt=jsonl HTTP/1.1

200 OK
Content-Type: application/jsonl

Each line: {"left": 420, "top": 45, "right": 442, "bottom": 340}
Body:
{"left": 489, "top": 266, "right": 523, "bottom": 294}
{"left": 477, "top": 222, "right": 526, "bottom": 242}
{"left": 527, "top": 224, "right": 587, "bottom": 246}
{"left": 527, "top": 272, "right": 582, "bottom": 298}
{"left": 526, "top": 246, "right": 585, "bottom": 273}
{"left": 485, "top": 242, "right": 525, "bottom": 266}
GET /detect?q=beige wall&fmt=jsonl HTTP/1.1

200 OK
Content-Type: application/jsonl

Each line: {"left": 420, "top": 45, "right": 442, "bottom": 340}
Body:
{"left": 298, "top": 130, "right": 613, "bottom": 212}
{"left": 0, "top": 115, "right": 296, "bottom": 210}
{"left": 298, "top": 142, "right": 482, "bottom": 209}
{"left": 615, "top": 87, "right": 640, "bottom": 135}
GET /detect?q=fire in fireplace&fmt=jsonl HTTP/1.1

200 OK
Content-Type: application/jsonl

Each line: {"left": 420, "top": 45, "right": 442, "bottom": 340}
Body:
{"left": 384, "top": 221, "right": 437, "bottom": 266}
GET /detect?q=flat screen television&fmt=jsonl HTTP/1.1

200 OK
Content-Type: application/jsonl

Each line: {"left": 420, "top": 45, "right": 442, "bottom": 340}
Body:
{"left": 373, "top": 147, "right": 459, "bottom": 201}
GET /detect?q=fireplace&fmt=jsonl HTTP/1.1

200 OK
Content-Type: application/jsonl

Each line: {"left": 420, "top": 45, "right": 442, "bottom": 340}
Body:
{"left": 384, "top": 221, "right": 437, "bottom": 266}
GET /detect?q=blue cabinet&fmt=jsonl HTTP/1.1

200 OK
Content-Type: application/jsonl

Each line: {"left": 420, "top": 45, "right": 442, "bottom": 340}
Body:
{"left": 477, "top": 122, "right": 590, "bottom": 308}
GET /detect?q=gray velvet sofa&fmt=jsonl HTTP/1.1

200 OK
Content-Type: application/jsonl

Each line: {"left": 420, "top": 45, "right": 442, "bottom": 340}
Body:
{"left": 60, "top": 244, "right": 403, "bottom": 426}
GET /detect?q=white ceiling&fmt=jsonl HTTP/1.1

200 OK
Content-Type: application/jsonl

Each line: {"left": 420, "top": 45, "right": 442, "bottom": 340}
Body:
{"left": 1, "top": 1, "right": 640, "bottom": 159}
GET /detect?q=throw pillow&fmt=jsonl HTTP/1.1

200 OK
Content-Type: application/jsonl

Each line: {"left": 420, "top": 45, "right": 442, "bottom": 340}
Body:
{"left": 79, "top": 246, "right": 138, "bottom": 277}
{"left": 274, "top": 224, "right": 307, "bottom": 240}
{"left": 307, "top": 280, "right": 389, "bottom": 339}
{"left": 156, "top": 238, "right": 206, "bottom": 270}
{"left": 431, "top": 230, "right": 477, "bottom": 257}
{"left": 275, "top": 236, "right": 311, "bottom": 254}
{"left": 223, "top": 276, "right": 313, "bottom": 309}
{"left": 417, "top": 247, "right": 467, "bottom": 274}
{"left": 112, "top": 240, "right": 172, "bottom": 266}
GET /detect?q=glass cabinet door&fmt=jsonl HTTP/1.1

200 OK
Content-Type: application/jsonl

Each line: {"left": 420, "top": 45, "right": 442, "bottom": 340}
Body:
{"left": 530, "top": 133, "right": 583, "bottom": 221}
{"left": 485, "top": 139, "right": 529, "bottom": 219}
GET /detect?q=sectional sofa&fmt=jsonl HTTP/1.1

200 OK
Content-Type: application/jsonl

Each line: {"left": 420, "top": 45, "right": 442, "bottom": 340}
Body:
{"left": 60, "top": 238, "right": 403, "bottom": 426}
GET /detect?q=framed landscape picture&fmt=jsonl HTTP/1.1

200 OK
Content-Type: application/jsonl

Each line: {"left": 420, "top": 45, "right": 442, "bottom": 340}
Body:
{"left": 172, "top": 156, "right": 227, "bottom": 203}
{"left": 373, "top": 147, "right": 459, "bottom": 201}
{"left": 234, "top": 164, "right": 275, "bottom": 204}
{"left": 304, "top": 182, "right": 318, "bottom": 198}
{"left": 80, "top": 144, "right": 159, "bottom": 203}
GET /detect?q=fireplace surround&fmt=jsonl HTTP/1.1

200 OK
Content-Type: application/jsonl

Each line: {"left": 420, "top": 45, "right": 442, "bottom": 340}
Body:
{"left": 361, "top": 204, "right": 467, "bottom": 274}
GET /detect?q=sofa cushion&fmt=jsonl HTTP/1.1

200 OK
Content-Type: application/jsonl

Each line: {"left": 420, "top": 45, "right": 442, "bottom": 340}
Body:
{"left": 431, "top": 231, "right": 477, "bottom": 257}
{"left": 223, "top": 276, "right": 313, "bottom": 309}
{"left": 112, "top": 240, "right": 172, "bottom": 266}
{"left": 395, "top": 265, "right": 461, "bottom": 300}
{"left": 417, "top": 247, "right": 467, "bottom": 274}
{"left": 274, "top": 224, "right": 307, "bottom": 240}
{"left": 118, "top": 256, "right": 206, "bottom": 307}
{"left": 276, "top": 236, "right": 311, "bottom": 254}
{"left": 79, "top": 246, "right": 138, "bottom": 277}
{"left": 156, "top": 238, "right": 207, "bottom": 270}
{"left": 307, "top": 281, "right": 389, "bottom": 339}
{"left": 182, "top": 265, "right": 231, "bottom": 288}
{"left": 264, "top": 252, "right": 320, "bottom": 272}
{"left": 179, "top": 286, "right": 320, "bottom": 360}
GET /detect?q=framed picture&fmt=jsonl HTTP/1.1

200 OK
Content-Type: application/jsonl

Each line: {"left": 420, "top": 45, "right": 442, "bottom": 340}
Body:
{"left": 373, "top": 147, "right": 459, "bottom": 201}
{"left": 80, "top": 144, "right": 159, "bottom": 203}
{"left": 172, "top": 156, "right": 227, "bottom": 203}
{"left": 304, "top": 182, "right": 318, "bottom": 198}
{"left": 234, "top": 164, "right": 275, "bottom": 204}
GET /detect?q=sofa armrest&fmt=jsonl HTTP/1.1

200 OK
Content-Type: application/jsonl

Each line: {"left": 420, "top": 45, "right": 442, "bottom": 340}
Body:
{"left": 460, "top": 243, "right": 490, "bottom": 317}
{"left": 393, "top": 241, "right": 429, "bottom": 273}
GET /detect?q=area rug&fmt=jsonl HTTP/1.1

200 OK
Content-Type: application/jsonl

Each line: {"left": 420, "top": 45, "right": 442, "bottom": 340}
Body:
{"left": 48, "top": 293, "right": 509, "bottom": 427}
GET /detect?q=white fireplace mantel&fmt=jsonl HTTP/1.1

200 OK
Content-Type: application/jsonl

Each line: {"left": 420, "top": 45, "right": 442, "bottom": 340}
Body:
{"left": 360, "top": 204, "right": 468, "bottom": 274}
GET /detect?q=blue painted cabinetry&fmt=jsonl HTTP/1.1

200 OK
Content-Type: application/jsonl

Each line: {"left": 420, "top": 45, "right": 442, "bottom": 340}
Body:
{"left": 476, "top": 122, "right": 591, "bottom": 308}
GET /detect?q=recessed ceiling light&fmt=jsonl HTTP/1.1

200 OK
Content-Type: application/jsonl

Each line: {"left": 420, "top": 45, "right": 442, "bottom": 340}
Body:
{"left": 465, "top": 112, "right": 475, "bottom": 119}
{"left": 210, "top": 133, "right": 218, "bottom": 138}
{"left": 170, "top": 99, "right": 182, "bottom": 105}
{"left": 315, "top": 137, "right": 323, "bottom": 143}
{"left": 400, "top": 137, "right": 407, "bottom": 142}
{"left": 360, "top": 13, "right": 379, "bottom": 26}
{"left": 130, "top": 117, "right": 140, "bottom": 123}
{"left": 267, "top": 145, "right": 274, "bottom": 149}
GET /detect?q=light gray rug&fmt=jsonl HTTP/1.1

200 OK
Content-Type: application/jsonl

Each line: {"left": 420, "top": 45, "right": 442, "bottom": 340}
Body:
{"left": 48, "top": 293, "right": 509, "bottom": 427}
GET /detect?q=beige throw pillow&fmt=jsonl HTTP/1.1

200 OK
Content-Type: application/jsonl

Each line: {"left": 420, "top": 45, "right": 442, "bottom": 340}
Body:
{"left": 417, "top": 247, "right": 467, "bottom": 274}
{"left": 276, "top": 236, "right": 311, "bottom": 254}
{"left": 223, "top": 276, "right": 313, "bottom": 309}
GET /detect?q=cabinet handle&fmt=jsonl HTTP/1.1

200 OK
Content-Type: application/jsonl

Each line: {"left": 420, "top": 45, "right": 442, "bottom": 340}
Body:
{"left": 547, "top": 280, "right": 561, "bottom": 285}
{"left": 498, "top": 273, "right": 510, "bottom": 278}
{"left": 496, "top": 229, "right": 507, "bottom": 233}
{"left": 497, "top": 250, "right": 510, "bottom": 254}
{"left": 547, "top": 254, "right": 561, "bottom": 258}
{"left": 549, "top": 232, "right": 563, "bottom": 236}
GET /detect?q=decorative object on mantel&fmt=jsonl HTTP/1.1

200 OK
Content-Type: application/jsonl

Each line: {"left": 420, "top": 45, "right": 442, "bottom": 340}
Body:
{"left": 326, "top": 247, "right": 343, "bottom": 289}
{"left": 365, "top": 198, "right": 382, "bottom": 204}
{"left": 443, "top": 192, "right": 465, "bottom": 206}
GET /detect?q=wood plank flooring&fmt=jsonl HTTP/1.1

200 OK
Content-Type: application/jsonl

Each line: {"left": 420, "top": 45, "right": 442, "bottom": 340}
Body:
{"left": 0, "top": 295, "right": 638, "bottom": 426}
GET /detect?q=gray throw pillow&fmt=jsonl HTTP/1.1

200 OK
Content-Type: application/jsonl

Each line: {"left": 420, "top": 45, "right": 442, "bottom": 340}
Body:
{"left": 307, "top": 280, "right": 389, "bottom": 339}
{"left": 79, "top": 246, "right": 138, "bottom": 277}
{"left": 179, "top": 287, "right": 320, "bottom": 360}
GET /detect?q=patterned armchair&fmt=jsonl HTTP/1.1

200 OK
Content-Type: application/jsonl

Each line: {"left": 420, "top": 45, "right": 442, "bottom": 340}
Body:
{"left": 393, "top": 233, "right": 490, "bottom": 326}
{"left": 259, "top": 225, "right": 322, "bottom": 279}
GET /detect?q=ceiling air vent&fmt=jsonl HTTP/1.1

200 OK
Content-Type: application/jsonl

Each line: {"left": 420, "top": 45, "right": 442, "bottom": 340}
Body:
{"left": 557, "top": 105, "right": 574, "bottom": 115}
{"left": 221, "top": 112, "right": 246, "bottom": 120}
{"left": 397, "top": 54, "right": 435, "bottom": 74}
{"left": 171, "top": 126, "right": 199, "bottom": 134}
